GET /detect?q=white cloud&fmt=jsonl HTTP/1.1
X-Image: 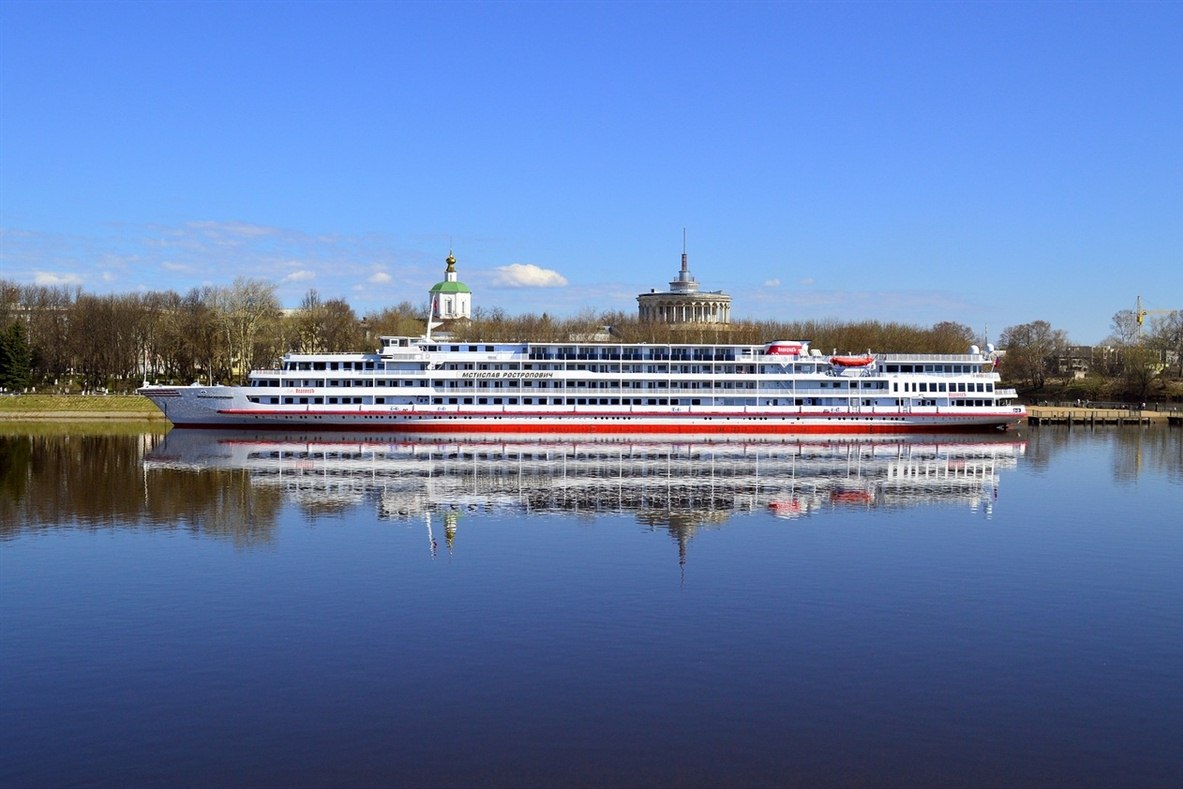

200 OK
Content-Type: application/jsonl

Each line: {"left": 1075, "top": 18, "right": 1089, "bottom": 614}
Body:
{"left": 492, "top": 263, "right": 568, "bottom": 288}
{"left": 799, "top": 277, "right": 816, "bottom": 286}
{"left": 101, "top": 271, "right": 117, "bottom": 282}
{"left": 186, "top": 220, "right": 280, "bottom": 239}
{"left": 282, "top": 270, "right": 316, "bottom": 283}
{"left": 161, "top": 261, "right": 189, "bottom": 272}
{"left": 34, "top": 271, "right": 84, "bottom": 286}
{"left": 368, "top": 271, "right": 393, "bottom": 284}
{"left": 763, "top": 278, "right": 781, "bottom": 287}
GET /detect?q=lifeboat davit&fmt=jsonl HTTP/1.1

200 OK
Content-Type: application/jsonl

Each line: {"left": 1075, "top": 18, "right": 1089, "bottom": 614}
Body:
{"left": 829, "top": 355, "right": 875, "bottom": 367}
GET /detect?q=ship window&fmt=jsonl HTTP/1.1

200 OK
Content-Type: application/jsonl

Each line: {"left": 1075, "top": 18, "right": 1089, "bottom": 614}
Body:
{"left": 449, "top": 398, "right": 458, "bottom": 404}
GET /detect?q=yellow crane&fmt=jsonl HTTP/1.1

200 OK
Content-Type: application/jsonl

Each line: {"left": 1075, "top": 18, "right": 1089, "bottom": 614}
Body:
{"left": 1135, "top": 295, "right": 1175, "bottom": 336}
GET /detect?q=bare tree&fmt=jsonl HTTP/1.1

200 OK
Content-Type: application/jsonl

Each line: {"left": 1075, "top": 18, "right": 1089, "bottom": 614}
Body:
{"left": 1148, "top": 311, "right": 1183, "bottom": 378}
{"left": 1108, "top": 309, "right": 1142, "bottom": 347}
{"left": 364, "top": 301, "right": 425, "bottom": 338}
{"left": 998, "top": 320, "right": 1069, "bottom": 390}
{"left": 218, "top": 278, "right": 281, "bottom": 383}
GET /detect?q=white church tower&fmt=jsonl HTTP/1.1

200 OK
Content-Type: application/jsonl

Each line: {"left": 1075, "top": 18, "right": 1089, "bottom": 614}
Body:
{"left": 428, "top": 251, "right": 472, "bottom": 322}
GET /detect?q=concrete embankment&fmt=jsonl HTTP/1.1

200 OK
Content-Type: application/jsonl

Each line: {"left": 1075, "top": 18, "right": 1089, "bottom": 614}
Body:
{"left": 1026, "top": 405, "right": 1179, "bottom": 426}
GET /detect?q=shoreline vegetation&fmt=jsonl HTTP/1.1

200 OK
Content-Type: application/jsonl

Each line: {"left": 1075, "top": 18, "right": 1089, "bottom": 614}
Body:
{"left": 3, "top": 278, "right": 1181, "bottom": 406}
{"left": 0, "top": 394, "right": 1175, "bottom": 426}
{"left": 0, "top": 394, "right": 165, "bottom": 422}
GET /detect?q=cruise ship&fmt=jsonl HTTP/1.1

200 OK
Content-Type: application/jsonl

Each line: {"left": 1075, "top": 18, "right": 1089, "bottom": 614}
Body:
{"left": 138, "top": 336, "right": 1025, "bottom": 433}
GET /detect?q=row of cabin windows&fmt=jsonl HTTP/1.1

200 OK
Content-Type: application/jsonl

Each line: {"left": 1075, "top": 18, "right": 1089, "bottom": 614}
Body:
{"left": 894, "top": 381, "right": 994, "bottom": 393}
{"left": 526, "top": 349, "right": 737, "bottom": 362}
{"left": 248, "top": 395, "right": 998, "bottom": 408}
{"left": 255, "top": 378, "right": 902, "bottom": 391}
{"left": 285, "top": 361, "right": 377, "bottom": 371}
{"left": 278, "top": 358, "right": 986, "bottom": 374}
{"left": 884, "top": 364, "right": 981, "bottom": 373}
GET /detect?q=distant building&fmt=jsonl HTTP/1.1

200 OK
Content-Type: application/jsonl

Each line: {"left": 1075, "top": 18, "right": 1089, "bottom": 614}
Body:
{"left": 637, "top": 236, "right": 731, "bottom": 325}
{"left": 428, "top": 251, "right": 472, "bottom": 322}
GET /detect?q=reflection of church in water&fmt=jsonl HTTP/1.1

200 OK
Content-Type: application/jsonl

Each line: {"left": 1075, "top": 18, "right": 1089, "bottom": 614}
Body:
{"left": 145, "top": 432, "right": 1024, "bottom": 567}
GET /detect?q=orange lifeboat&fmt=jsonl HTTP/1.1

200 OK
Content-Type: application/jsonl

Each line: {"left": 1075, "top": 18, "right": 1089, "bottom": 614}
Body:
{"left": 829, "top": 355, "right": 875, "bottom": 367}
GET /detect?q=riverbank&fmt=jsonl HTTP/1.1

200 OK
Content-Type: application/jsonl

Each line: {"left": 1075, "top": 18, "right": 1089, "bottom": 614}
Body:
{"left": 2, "top": 396, "right": 1178, "bottom": 426}
{"left": 0, "top": 394, "right": 165, "bottom": 421}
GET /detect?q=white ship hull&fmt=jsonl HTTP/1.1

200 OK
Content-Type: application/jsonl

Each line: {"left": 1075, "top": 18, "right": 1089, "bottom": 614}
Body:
{"left": 141, "top": 385, "right": 1023, "bottom": 433}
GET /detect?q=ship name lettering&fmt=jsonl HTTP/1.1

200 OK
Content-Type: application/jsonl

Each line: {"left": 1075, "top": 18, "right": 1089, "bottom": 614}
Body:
{"left": 459, "top": 371, "right": 555, "bottom": 380}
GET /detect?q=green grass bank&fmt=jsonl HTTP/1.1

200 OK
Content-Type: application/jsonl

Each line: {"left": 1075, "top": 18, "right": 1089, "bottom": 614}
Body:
{"left": 0, "top": 394, "right": 166, "bottom": 422}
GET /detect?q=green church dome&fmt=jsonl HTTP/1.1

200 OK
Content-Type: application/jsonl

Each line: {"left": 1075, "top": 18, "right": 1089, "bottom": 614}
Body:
{"left": 430, "top": 280, "right": 472, "bottom": 294}
{"left": 430, "top": 252, "right": 472, "bottom": 294}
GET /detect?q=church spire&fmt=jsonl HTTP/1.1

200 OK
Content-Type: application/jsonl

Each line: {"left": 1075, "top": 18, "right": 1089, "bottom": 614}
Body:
{"left": 670, "top": 228, "right": 698, "bottom": 293}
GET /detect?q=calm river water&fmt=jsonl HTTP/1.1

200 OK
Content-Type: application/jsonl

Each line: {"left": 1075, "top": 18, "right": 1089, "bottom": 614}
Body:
{"left": 2, "top": 426, "right": 1180, "bottom": 787}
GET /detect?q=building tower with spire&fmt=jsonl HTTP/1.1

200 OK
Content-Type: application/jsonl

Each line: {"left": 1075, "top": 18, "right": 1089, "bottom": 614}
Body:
{"left": 428, "top": 251, "right": 472, "bottom": 322}
{"left": 637, "top": 231, "right": 732, "bottom": 325}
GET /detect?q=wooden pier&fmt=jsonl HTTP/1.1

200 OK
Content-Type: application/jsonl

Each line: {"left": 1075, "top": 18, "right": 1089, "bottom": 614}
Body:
{"left": 1026, "top": 406, "right": 1179, "bottom": 427}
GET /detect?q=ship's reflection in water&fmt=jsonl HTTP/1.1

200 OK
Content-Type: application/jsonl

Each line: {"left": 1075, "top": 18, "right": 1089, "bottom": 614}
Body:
{"left": 146, "top": 430, "right": 1024, "bottom": 556}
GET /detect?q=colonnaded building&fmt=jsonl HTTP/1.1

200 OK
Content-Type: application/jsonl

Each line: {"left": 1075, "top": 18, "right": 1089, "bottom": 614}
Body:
{"left": 637, "top": 239, "right": 732, "bottom": 326}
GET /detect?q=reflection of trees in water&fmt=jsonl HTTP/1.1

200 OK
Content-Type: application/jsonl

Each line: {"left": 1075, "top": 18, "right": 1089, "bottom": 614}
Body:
{"left": 145, "top": 467, "right": 282, "bottom": 546}
{"left": 0, "top": 434, "right": 280, "bottom": 545}
{"left": 1024, "top": 426, "right": 1182, "bottom": 486}
{"left": 1111, "top": 428, "right": 1183, "bottom": 487}
{"left": 1023, "top": 428, "right": 1067, "bottom": 474}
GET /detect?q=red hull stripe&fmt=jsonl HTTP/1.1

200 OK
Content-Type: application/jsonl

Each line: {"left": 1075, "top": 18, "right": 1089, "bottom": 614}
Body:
{"left": 171, "top": 423, "right": 1012, "bottom": 434}
{"left": 216, "top": 408, "right": 1022, "bottom": 421}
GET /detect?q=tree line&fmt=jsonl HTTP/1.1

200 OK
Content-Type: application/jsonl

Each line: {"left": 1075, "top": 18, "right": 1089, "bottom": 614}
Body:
{"left": 1, "top": 276, "right": 1180, "bottom": 401}
{"left": 0, "top": 278, "right": 422, "bottom": 392}
{"left": 999, "top": 310, "right": 1183, "bottom": 402}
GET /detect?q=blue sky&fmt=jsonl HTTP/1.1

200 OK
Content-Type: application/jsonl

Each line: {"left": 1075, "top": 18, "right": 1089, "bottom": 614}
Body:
{"left": 1, "top": 0, "right": 1179, "bottom": 345}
